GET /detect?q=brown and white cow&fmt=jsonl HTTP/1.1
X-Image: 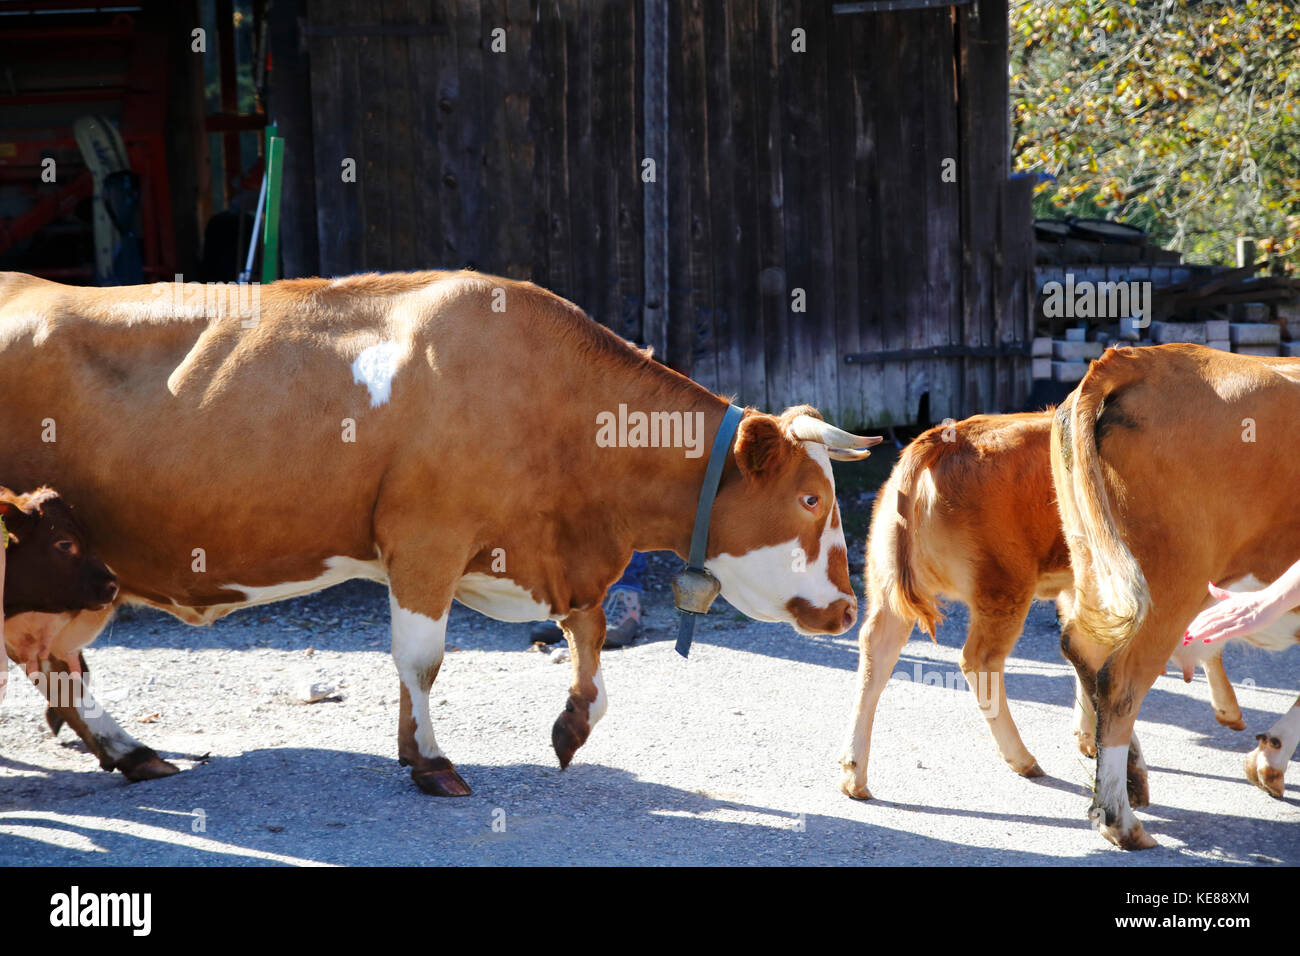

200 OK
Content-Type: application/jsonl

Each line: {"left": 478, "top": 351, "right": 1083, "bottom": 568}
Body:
{"left": 1052, "top": 343, "right": 1300, "bottom": 849}
{"left": 0, "top": 270, "right": 878, "bottom": 795}
{"left": 839, "top": 411, "right": 1241, "bottom": 801}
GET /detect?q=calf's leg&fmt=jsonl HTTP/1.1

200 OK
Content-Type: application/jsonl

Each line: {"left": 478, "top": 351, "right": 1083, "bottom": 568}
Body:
{"left": 959, "top": 599, "right": 1041, "bottom": 777}
{"left": 839, "top": 603, "right": 912, "bottom": 799}
{"left": 1203, "top": 652, "right": 1245, "bottom": 731}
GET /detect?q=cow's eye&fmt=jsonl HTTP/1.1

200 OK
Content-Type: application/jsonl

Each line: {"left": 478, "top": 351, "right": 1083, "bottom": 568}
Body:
{"left": 56, "top": 539, "right": 78, "bottom": 555}
{"left": 800, "top": 494, "right": 819, "bottom": 512}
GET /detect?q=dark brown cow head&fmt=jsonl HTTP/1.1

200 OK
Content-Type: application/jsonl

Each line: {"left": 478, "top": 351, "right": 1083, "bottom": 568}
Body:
{"left": 0, "top": 486, "right": 118, "bottom": 616}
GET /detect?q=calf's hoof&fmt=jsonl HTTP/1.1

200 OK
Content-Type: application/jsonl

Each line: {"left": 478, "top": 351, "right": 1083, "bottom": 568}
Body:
{"left": 838, "top": 761, "right": 872, "bottom": 800}
{"left": 1215, "top": 709, "right": 1246, "bottom": 732}
{"left": 116, "top": 747, "right": 181, "bottom": 782}
{"left": 411, "top": 757, "right": 473, "bottom": 797}
{"left": 1243, "top": 736, "right": 1286, "bottom": 798}
{"left": 1009, "top": 757, "right": 1045, "bottom": 778}
{"left": 1074, "top": 731, "right": 1097, "bottom": 758}
{"left": 1089, "top": 807, "right": 1157, "bottom": 850}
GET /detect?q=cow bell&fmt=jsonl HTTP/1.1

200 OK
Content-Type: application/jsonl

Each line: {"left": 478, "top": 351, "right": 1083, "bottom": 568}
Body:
{"left": 672, "top": 566, "right": 721, "bottom": 615}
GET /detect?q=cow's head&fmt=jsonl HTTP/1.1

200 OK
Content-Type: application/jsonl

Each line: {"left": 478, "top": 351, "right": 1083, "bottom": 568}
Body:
{"left": 707, "top": 406, "right": 880, "bottom": 635}
{"left": 0, "top": 487, "right": 118, "bottom": 615}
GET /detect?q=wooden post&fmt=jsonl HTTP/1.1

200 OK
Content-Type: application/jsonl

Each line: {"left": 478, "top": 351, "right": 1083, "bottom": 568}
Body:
{"left": 642, "top": 0, "right": 669, "bottom": 360}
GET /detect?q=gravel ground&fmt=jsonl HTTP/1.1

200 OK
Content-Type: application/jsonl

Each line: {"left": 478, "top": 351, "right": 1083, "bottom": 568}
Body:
{"left": 1, "top": 552, "right": 1297, "bottom": 866}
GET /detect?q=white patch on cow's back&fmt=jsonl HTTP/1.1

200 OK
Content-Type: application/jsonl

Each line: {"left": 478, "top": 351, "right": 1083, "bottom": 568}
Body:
{"left": 454, "top": 572, "right": 556, "bottom": 622}
{"left": 589, "top": 668, "right": 608, "bottom": 726}
{"left": 389, "top": 595, "right": 447, "bottom": 760}
{"left": 351, "top": 341, "right": 405, "bottom": 407}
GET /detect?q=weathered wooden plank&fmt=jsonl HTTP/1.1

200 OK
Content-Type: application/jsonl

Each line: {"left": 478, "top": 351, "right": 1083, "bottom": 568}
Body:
{"left": 382, "top": 0, "right": 418, "bottom": 270}
{"left": 920, "top": 6, "right": 962, "bottom": 423}
{"left": 452, "top": 0, "right": 487, "bottom": 270}
{"left": 958, "top": 0, "right": 1007, "bottom": 415}
{"left": 642, "top": 0, "right": 669, "bottom": 361}
{"left": 727, "top": 0, "right": 764, "bottom": 407}
{"left": 870, "top": 14, "right": 909, "bottom": 425}
{"left": 703, "top": 0, "right": 743, "bottom": 398}
{"left": 680, "top": 0, "right": 717, "bottom": 389}
{"left": 404, "top": 1, "right": 447, "bottom": 269}
{"left": 778, "top": 0, "right": 819, "bottom": 414}
{"left": 754, "top": 0, "right": 789, "bottom": 411}
{"left": 356, "top": 13, "right": 391, "bottom": 269}
{"left": 502, "top": 0, "right": 536, "bottom": 280}
{"left": 308, "top": 0, "right": 366, "bottom": 275}
{"left": 610, "top": 0, "right": 643, "bottom": 344}
{"left": 828, "top": 11, "right": 865, "bottom": 427}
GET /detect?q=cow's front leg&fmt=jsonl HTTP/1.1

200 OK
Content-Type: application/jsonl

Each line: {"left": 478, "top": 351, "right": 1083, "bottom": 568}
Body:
{"left": 37, "top": 653, "right": 178, "bottom": 780}
{"left": 551, "top": 605, "right": 607, "bottom": 768}
{"left": 1243, "top": 694, "right": 1300, "bottom": 798}
{"left": 8, "top": 609, "right": 177, "bottom": 780}
{"left": 389, "top": 591, "right": 470, "bottom": 796}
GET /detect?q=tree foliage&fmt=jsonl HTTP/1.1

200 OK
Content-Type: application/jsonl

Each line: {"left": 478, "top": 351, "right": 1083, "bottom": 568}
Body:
{"left": 1010, "top": 0, "right": 1300, "bottom": 268}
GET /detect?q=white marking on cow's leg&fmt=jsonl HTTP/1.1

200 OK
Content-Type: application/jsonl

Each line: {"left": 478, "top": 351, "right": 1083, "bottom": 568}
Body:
{"left": 589, "top": 668, "right": 608, "bottom": 726}
{"left": 389, "top": 593, "right": 447, "bottom": 763}
{"left": 351, "top": 341, "right": 405, "bottom": 407}
{"left": 1244, "top": 696, "right": 1300, "bottom": 798}
{"left": 840, "top": 603, "right": 912, "bottom": 800}
{"left": 78, "top": 685, "right": 148, "bottom": 765}
{"left": 1091, "top": 745, "right": 1141, "bottom": 844}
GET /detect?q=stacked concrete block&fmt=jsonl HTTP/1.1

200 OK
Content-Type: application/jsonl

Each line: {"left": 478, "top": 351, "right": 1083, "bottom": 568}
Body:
{"left": 1204, "top": 318, "right": 1230, "bottom": 351}
{"left": 1150, "top": 321, "right": 1206, "bottom": 344}
{"left": 1031, "top": 337, "right": 1052, "bottom": 380}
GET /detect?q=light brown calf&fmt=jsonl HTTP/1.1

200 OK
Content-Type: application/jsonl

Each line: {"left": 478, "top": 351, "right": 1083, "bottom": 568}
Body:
{"left": 840, "top": 411, "right": 1241, "bottom": 800}
{"left": 1053, "top": 344, "right": 1300, "bottom": 849}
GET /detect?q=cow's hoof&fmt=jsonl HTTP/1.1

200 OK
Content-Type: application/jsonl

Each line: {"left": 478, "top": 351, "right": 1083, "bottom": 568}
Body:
{"left": 1215, "top": 709, "right": 1246, "bottom": 732}
{"left": 1011, "top": 758, "right": 1045, "bottom": 778}
{"left": 551, "top": 706, "right": 590, "bottom": 770}
{"left": 45, "top": 707, "right": 66, "bottom": 736}
{"left": 839, "top": 778, "right": 873, "bottom": 800}
{"left": 1243, "top": 738, "right": 1286, "bottom": 798}
{"left": 116, "top": 747, "right": 181, "bottom": 782}
{"left": 1075, "top": 731, "right": 1097, "bottom": 758}
{"left": 1090, "top": 808, "right": 1157, "bottom": 850}
{"left": 412, "top": 757, "right": 472, "bottom": 797}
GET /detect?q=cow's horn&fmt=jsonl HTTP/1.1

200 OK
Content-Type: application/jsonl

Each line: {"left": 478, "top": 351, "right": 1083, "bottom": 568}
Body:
{"left": 787, "top": 415, "right": 883, "bottom": 455}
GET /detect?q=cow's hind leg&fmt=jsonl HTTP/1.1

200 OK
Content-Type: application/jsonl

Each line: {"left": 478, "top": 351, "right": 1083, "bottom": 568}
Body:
{"left": 389, "top": 590, "right": 469, "bottom": 796}
{"left": 960, "top": 598, "right": 1041, "bottom": 778}
{"left": 1243, "top": 694, "right": 1300, "bottom": 798}
{"left": 1089, "top": 636, "right": 1172, "bottom": 850}
{"left": 551, "top": 605, "right": 607, "bottom": 769}
{"left": 839, "top": 602, "right": 912, "bottom": 799}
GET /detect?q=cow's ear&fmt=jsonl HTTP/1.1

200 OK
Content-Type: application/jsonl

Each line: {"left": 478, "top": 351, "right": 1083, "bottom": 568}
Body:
{"left": 734, "top": 413, "right": 793, "bottom": 480}
{"left": 0, "top": 500, "right": 28, "bottom": 542}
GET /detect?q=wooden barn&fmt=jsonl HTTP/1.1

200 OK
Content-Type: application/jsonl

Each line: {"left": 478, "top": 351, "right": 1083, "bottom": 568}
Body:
{"left": 0, "top": 0, "right": 1034, "bottom": 428}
